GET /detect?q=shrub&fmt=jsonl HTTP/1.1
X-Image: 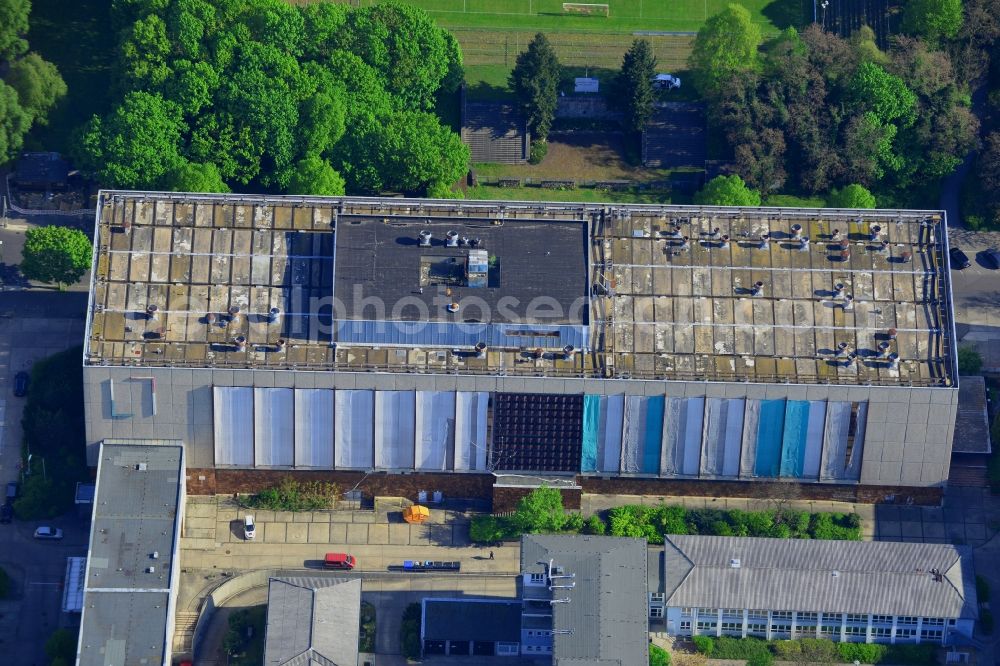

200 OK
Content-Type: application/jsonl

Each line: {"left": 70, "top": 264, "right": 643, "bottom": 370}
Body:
{"left": 650, "top": 644, "right": 671, "bottom": 666}
{"left": 244, "top": 478, "right": 339, "bottom": 512}
{"left": 883, "top": 644, "right": 937, "bottom": 665}
{"left": 400, "top": 603, "right": 422, "bottom": 660}
{"left": 692, "top": 635, "right": 714, "bottom": 655}
{"left": 563, "top": 512, "right": 585, "bottom": 532}
{"left": 837, "top": 641, "right": 887, "bottom": 664}
{"left": 608, "top": 505, "right": 649, "bottom": 538}
{"left": 746, "top": 652, "right": 774, "bottom": 666}
{"left": 470, "top": 515, "right": 513, "bottom": 544}
{"left": 584, "top": 514, "right": 607, "bottom": 535}
{"left": 529, "top": 139, "right": 548, "bottom": 164}
{"left": 957, "top": 346, "right": 984, "bottom": 375}
{"left": 710, "top": 636, "right": 770, "bottom": 659}
{"left": 511, "top": 486, "right": 567, "bottom": 533}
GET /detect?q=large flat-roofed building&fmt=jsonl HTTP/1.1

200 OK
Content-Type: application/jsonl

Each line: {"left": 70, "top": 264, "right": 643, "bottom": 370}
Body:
{"left": 660, "top": 535, "right": 977, "bottom": 645}
{"left": 76, "top": 440, "right": 185, "bottom": 666}
{"left": 83, "top": 191, "right": 960, "bottom": 501}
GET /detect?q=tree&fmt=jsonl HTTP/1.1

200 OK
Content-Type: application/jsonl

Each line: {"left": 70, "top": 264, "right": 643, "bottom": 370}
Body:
{"left": 509, "top": 33, "right": 561, "bottom": 141}
{"left": 0, "top": 0, "right": 30, "bottom": 60}
{"left": 693, "top": 175, "right": 762, "bottom": 206}
{"left": 162, "top": 161, "right": 230, "bottom": 193}
{"left": 20, "top": 226, "right": 93, "bottom": 288}
{"left": 848, "top": 62, "right": 917, "bottom": 127}
{"left": 903, "top": 0, "right": 963, "bottom": 42}
{"left": 511, "top": 486, "right": 567, "bottom": 534}
{"left": 4, "top": 53, "right": 67, "bottom": 124}
{"left": 0, "top": 80, "right": 32, "bottom": 162}
{"left": 689, "top": 4, "right": 762, "bottom": 95}
{"left": 650, "top": 644, "right": 672, "bottom": 666}
{"left": 287, "top": 155, "right": 346, "bottom": 195}
{"left": 827, "top": 184, "right": 876, "bottom": 208}
{"left": 615, "top": 39, "right": 658, "bottom": 133}
{"left": 45, "top": 628, "right": 77, "bottom": 666}
{"left": 957, "top": 346, "right": 983, "bottom": 375}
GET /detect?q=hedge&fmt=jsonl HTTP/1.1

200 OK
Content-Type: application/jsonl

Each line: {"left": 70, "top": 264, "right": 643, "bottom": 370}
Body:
{"left": 692, "top": 636, "right": 935, "bottom": 665}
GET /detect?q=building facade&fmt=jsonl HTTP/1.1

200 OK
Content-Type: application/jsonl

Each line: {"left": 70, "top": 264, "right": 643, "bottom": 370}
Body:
{"left": 660, "top": 536, "right": 977, "bottom": 645}
{"left": 83, "top": 192, "right": 961, "bottom": 501}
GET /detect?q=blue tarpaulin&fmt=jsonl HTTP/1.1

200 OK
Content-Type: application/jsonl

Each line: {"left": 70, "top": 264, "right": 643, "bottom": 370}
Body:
{"left": 581, "top": 395, "right": 601, "bottom": 472}
{"left": 779, "top": 400, "right": 810, "bottom": 477}
{"left": 754, "top": 399, "right": 785, "bottom": 477}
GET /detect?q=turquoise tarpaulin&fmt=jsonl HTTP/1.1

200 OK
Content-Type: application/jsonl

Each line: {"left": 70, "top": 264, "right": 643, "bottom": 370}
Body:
{"left": 779, "top": 400, "right": 810, "bottom": 477}
{"left": 642, "top": 396, "right": 664, "bottom": 474}
{"left": 754, "top": 399, "right": 785, "bottom": 477}
{"left": 581, "top": 394, "right": 600, "bottom": 472}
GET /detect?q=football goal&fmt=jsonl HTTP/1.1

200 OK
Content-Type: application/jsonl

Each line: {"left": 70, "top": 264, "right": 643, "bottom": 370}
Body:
{"left": 562, "top": 3, "right": 610, "bottom": 17}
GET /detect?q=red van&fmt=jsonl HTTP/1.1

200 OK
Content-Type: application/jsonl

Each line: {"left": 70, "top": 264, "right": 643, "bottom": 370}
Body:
{"left": 324, "top": 552, "right": 357, "bottom": 570}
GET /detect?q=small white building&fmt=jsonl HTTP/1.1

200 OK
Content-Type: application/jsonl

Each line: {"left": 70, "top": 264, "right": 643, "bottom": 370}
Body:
{"left": 661, "top": 536, "right": 977, "bottom": 645}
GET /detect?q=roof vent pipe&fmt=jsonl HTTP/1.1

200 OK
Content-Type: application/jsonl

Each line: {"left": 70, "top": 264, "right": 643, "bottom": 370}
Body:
{"left": 234, "top": 335, "right": 247, "bottom": 351}
{"left": 900, "top": 250, "right": 912, "bottom": 263}
{"left": 145, "top": 304, "right": 158, "bottom": 321}
{"left": 842, "top": 294, "right": 855, "bottom": 311}
{"left": 446, "top": 230, "right": 459, "bottom": 247}
{"left": 563, "top": 345, "right": 576, "bottom": 361}
{"left": 419, "top": 230, "right": 432, "bottom": 247}
{"left": 720, "top": 234, "right": 730, "bottom": 249}
{"left": 751, "top": 281, "right": 764, "bottom": 297}
{"left": 880, "top": 240, "right": 891, "bottom": 254}
{"left": 228, "top": 306, "right": 241, "bottom": 323}
{"left": 709, "top": 227, "right": 721, "bottom": 239}
{"left": 268, "top": 307, "right": 281, "bottom": 324}
{"left": 870, "top": 224, "right": 882, "bottom": 241}
{"left": 834, "top": 283, "right": 846, "bottom": 299}
{"left": 679, "top": 236, "right": 690, "bottom": 251}
{"left": 275, "top": 338, "right": 286, "bottom": 351}
{"left": 836, "top": 341, "right": 850, "bottom": 356}
{"left": 889, "top": 353, "right": 900, "bottom": 370}
{"left": 475, "top": 342, "right": 487, "bottom": 359}
{"left": 791, "top": 223, "right": 803, "bottom": 239}
{"left": 206, "top": 312, "right": 217, "bottom": 325}
{"left": 669, "top": 225, "right": 683, "bottom": 238}
{"left": 446, "top": 302, "right": 460, "bottom": 313}
{"left": 799, "top": 237, "right": 810, "bottom": 251}
{"left": 878, "top": 341, "right": 892, "bottom": 358}
{"left": 831, "top": 229, "right": 841, "bottom": 241}
{"left": 759, "top": 234, "right": 770, "bottom": 249}
{"left": 887, "top": 328, "right": 897, "bottom": 340}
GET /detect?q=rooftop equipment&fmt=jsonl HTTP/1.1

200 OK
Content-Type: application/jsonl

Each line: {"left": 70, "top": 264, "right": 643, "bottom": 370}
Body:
{"left": 467, "top": 249, "right": 489, "bottom": 288}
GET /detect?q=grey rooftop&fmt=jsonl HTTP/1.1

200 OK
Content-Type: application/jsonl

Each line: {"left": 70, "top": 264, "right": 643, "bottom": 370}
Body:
{"left": 263, "top": 576, "right": 361, "bottom": 666}
{"left": 663, "top": 535, "right": 978, "bottom": 619}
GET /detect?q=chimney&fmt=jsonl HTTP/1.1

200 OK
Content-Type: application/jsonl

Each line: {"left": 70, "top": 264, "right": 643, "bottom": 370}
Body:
{"left": 791, "top": 223, "right": 803, "bottom": 239}
{"left": 419, "top": 230, "right": 432, "bottom": 247}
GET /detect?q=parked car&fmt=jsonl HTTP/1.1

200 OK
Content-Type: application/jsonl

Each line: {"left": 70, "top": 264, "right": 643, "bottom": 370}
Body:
{"left": 13, "top": 371, "right": 29, "bottom": 397}
{"left": 5, "top": 482, "right": 16, "bottom": 503}
{"left": 980, "top": 247, "right": 1000, "bottom": 269}
{"left": 34, "top": 526, "right": 63, "bottom": 540}
{"left": 0, "top": 503, "right": 12, "bottom": 524}
{"left": 652, "top": 73, "right": 681, "bottom": 89}
{"left": 243, "top": 515, "right": 255, "bottom": 540}
{"left": 949, "top": 246, "right": 971, "bottom": 269}
{"left": 324, "top": 552, "right": 357, "bottom": 570}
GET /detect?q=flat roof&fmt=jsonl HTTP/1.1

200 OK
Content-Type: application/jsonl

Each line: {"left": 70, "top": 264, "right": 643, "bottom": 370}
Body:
{"left": 422, "top": 598, "right": 522, "bottom": 642}
{"left": 77, "top": 441, "right": 183, "bottom": 666}
{"left": 86, "top": 192, "right": 956, "bottom": 386}
{"left": 663, "top": 535, "right": 978, "bottom": 619}
{"left": 521, "top": 534, "right": 649, "bottom": 665}
{"left": 953, "top": 375, "right": 991, "bottom": 454}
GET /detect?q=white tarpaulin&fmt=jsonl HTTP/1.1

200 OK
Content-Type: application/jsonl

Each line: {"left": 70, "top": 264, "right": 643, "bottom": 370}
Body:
{"left": 700, "top": 398, "right": 745, "bottom": 478}
{"left": 375, "top": 391, "right": 416, "bottom": 470}
{"left": 213, "top": 386, "right": 253, "bottom": 466}
{"left": 454, "top": 392, "right": 489, "bottom": 471}
{"left": 335, "top": 390, "right": 374, "bottom": 469}
{"left": 415, "top": 391, "right": 455, "bottom": 470}
{"left": 294, "top": 389, "right": 334, "bottom": 468}
{"left": 254, "top": 388, "right": 294, "bottom": 466}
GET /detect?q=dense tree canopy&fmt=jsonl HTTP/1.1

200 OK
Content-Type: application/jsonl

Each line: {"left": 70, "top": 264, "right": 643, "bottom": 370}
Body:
{"left": 903, "top": 0, "right": 964, "bottom": 43}
{"left": 699, "top": 21, "right": 978, "bottom": 199}
{"left": 0, "top": 0, "right": 66, "bottom": 161}
{"left": 689, "top": 4, "right": 762, "bottom": 94}
{"left": 73, "top": 0, "right": 467, "bottom": 195}
{"left": 510, "top": 33, "right": 561, "bottom": 142}
{"left": 693, "top": 175, "right": 762, "bottom": 206}
{"left": 614, "top": 39, "right": 658, "bottom": 134}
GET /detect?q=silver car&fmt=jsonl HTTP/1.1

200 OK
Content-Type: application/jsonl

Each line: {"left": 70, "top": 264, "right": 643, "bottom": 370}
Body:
{"left": 34, "top": 526, "right": 63, "bottom": 540}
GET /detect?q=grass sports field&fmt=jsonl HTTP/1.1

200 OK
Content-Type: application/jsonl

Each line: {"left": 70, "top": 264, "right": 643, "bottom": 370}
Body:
{"left": 293, "top": 0, "right": 809, "bottom": 73}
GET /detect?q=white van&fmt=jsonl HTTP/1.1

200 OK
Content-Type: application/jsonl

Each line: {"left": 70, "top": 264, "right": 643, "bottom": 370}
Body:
{"left": 243, "top": 515, "right": 256, "bottom": 540}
